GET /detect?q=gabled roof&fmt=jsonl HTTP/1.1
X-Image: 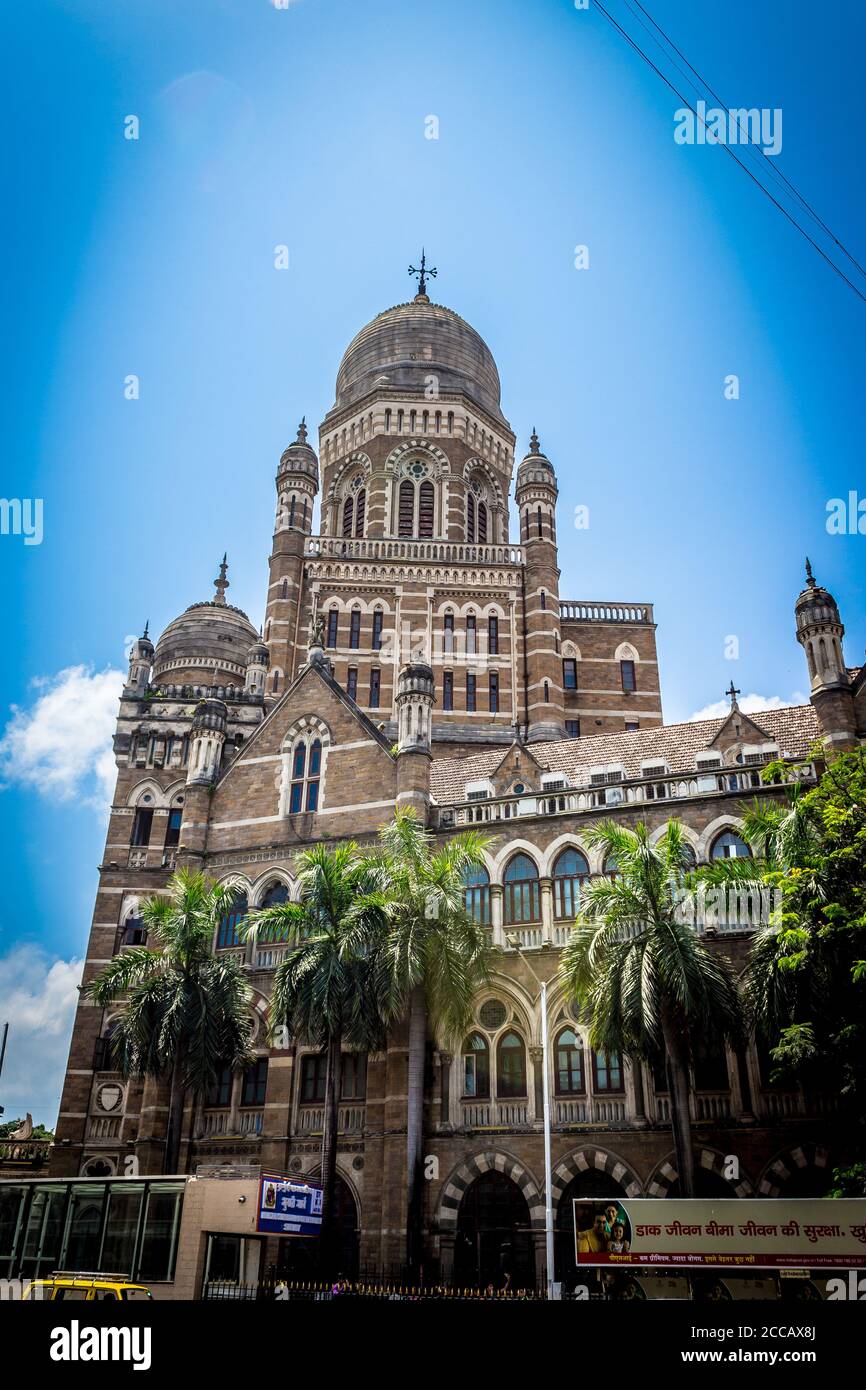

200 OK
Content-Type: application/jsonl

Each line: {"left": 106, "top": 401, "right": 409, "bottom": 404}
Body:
{"left": 214, "top": 655, "right": 393, "bottom": 788}
{"left": 429, "top": 704, "right": 821, "bottom": 804}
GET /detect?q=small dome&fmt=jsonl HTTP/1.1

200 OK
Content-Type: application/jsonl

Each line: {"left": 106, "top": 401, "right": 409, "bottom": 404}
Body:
{"left": 279, "top": 418, "right": 319, "bottom": 484}
{"left": 247, "top": 635, "right": 270, "bottom": 667}
{"left": 795, "top": 560, "right": 841, "bottom": 626}
{"left": 334, "top": 297, "right": 506, "bottom": 423}
{"left": 152, "top": 559, "right": 258, "bottom": 684}
{"left": 516, "top": 429, "right": 557, "bottom": 491}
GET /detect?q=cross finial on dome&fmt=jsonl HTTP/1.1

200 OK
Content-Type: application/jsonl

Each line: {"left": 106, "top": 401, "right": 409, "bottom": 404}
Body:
{"left": 408, "top": 248, "right": 437, "bottom": 300}
{"left": 297, "top": 417, "right": 307, "bottom": 445}
{"left": 725, "top": 680, "right": 740, "bottom": 709}
{"left": 805, "top": 556, "right": 816, "bottom": 588}
{"left": 529, "top": 428, "right": 540, "bottom": 455}
{"left": 214, "top": 554, "right": 229, "bottom": 605}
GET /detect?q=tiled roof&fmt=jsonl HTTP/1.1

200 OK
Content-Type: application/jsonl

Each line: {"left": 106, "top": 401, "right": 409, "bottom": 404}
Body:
{"left": 429, "top": 704, "right": 821, "bottom": 804}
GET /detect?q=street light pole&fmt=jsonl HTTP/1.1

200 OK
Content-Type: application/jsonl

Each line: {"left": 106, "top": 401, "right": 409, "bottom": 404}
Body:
{"left": 507, "top": 939, "right": 555, "bottom": 1299}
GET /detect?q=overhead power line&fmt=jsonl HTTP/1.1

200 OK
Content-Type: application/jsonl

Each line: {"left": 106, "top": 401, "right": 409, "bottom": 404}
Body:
{"left": 591, "top": 0, "right": 866, "bottom": 306}
{"left": 625, "top": 0, "right": 866, "bottom": 283}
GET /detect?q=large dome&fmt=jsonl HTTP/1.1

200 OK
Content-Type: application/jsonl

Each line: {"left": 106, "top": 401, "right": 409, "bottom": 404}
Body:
{"left": 334, "top": 297, "right": 506, "bottom": 423}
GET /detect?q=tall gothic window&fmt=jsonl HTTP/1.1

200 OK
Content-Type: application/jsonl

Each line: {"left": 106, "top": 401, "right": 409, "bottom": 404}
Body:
{"left": 349, "top": 608, "right": 361, "bottom": 649}
{"left": 552, "top": 847, "right": 590, "bottom": 920}
{"left": 398, "top": 479, "right": 414, "bottom": 536}
{"left": 326, "top": 609, "right": 339, "bottom": 648}
{"left": 372, "top": 608, "right": 383, "bottom": 650}
{"left": 288, "top": 738, "right": 322, "bottom": 814}
{"left": 395, "top": 459, "right": 436, "bottom": 537}
{"left": 467, "top": 491, "right": 476, "bottom": 542}
{"left": 217, "top": 894, "right": 248, "bottom": 950}
{"left": 503, "top": 853, "right": 540, "bottom": 925}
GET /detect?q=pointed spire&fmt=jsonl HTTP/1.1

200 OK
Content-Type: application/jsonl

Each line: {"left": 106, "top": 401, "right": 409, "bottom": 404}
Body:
{"left": 805, "top": 556, "right": 816, "bottom": 588}
{"left": 529, "top": 428, "right": 540, "bottom": 455}
{"left": 725, "top": 680, "right": 741, "bottom": 710}
{"left": 297, "top": 417, "right": 308, "bottom": 446}
{"left": 142, "top": 620, "right": 149, "bottom": 640}
{"left": 213, "top": 554, "right": 229, "bottom": 605}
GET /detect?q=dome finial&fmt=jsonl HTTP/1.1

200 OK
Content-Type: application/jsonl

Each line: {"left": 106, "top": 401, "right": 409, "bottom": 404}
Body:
{"left": 805, "top": 556, "right": 816, "bottom": 588}
{"left": 297, "top": 416, "right": 307, "bottom": 445}
{"left": 408, "top": 248, "right": 437, "bottom": 301}
{"left": 213, "top": 554, "right": 229, "bottom": 605}
{"left": 142, "top": 619, "right": 149, "bottom": 640}
{"left": 529, "top": 427, "right": 540, "bottom": 455}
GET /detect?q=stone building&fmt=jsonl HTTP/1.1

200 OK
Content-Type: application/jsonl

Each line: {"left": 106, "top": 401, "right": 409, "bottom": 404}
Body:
{"left": 47, "top": 278, "right": 864, "bottom": 1290}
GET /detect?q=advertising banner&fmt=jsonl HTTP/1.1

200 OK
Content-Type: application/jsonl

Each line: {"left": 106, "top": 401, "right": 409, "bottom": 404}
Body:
{"left": 256, "top": 1173, "right": 323, "bottom": 1238}
{"left": 573, "top": 1197, "right": 866, "bottom": 1269}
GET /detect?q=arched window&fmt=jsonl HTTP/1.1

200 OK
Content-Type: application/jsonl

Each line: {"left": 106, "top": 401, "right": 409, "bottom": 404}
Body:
{"left": 552, "top": 847, "right": 590, "bottom": 919}
{"left": 217, "top": 893, "right": 248, "bottom": 950}
{"left": 466, "top": 612, "right": 477, "bottom": 655}
{"left": 555, "top": 1027, "right": 585, "bottom": 1095}
{"left": 288, "top": 739, "right": 322, "bottom": 813}
{"left": 257, "top": 880, "right": 291, "bottom": 943}
{"left": 395, "top": 461, "right": 437, "bottom": 538}
{"left": 680, "top": 843, "right": 697, "bottom": 871}
{"left": 260, "top": 881, "right": 289, "bottom": 908}
{"left": 462, "top": 864, "right": 490, "bottom": 924}
{"left": 497, "top": 1031, "right": 527, "bottom": 1098}
{"left": 326, "top": 609, "right": 339, "bottom": 648}
{"left": 466, "top": 491, "right": 476, "bottom": 542}
{"left": 355, "top": 488, "right": 366, "bottom": 536}
{"left": 462, "top": 1033, "right": 490, "bottom": 1098}
{"left": 398, "top": 478, "right": 414, "bottom": 536}
{"left": 477, "top": 501, "right": 488, "bottom": 543}
{"left": 342, "top": 495, "right": 354, "bottom": 537}
{"left": 711, "top": 830, "right": 751, "bottom": 860}
{"left": 603, "top": 854, "right": 619, "bottom": 880}
{"left": 418, "top": 480, "right": 434, "bottom": 537}
{"left": 372, "top": 608, "right": 383, "bottom": 650}
{"left": 349, "top": 608, "right": 361, "bottom": 649}
{"left": 503, "top": 854, "right": 540, "bottom": 924}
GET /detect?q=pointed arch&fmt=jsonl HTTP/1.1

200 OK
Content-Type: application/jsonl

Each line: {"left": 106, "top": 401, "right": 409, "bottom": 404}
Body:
{"left": 437, "top": 1150, "right": 545, "bottom": 1231}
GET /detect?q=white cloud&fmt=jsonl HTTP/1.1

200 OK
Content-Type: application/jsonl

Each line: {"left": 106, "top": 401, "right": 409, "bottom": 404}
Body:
{"left": 688, "top": 691, "right": 808, "bottom": 722}
{"left": 0, "top": 947, "right": 82, "bottom": 1129}
{"left": 0, "top": 665, "right": 124, "bottom": 810}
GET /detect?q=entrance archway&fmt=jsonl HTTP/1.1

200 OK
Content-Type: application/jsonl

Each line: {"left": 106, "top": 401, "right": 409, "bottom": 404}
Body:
{"left": 555, "top": 1169, "right": 629, "bottom": 1291}
{"left": 275, "top": 1176, "right": 360, "bottom": 1280}
{"left": 454, "top": 1171, "right": 535, "bottom": 1289}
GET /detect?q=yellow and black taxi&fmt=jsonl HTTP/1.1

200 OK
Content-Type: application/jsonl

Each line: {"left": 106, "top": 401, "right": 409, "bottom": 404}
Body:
{"left": 23, "top": 1271, "right": 153, "bottom": 1301}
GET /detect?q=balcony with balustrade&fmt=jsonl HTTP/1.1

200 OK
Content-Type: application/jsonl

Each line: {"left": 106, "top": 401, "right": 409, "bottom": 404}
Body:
{"left": 305, "top": 535, "right": 524, "bottom": 567}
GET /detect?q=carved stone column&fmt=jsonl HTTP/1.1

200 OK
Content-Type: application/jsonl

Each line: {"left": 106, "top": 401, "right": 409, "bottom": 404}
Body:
{"left": 530, "top": 1045, "right": 545, "bottom": 1126}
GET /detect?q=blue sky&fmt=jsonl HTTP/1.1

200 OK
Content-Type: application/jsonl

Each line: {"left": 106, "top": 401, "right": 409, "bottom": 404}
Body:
{"left": 1, "top": 0, "right": 864, "bottom": 1125}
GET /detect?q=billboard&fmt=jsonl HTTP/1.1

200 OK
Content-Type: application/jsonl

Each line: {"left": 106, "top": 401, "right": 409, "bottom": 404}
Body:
{"left": 256, "top": 1173, "right": 324, "bottom": 1238}
{"left": 573, "top": 1198, "right": 866, "bottom": 1270}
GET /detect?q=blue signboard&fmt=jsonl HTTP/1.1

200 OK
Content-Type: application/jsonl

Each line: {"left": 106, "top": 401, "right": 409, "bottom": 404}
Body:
{"left": 257, "top": 1173, "right": 323, "bottom": 1237}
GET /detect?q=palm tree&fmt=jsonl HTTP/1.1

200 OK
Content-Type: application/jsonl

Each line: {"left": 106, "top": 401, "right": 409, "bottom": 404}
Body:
{"left": 82, "top": 868, "right": 255, "bottom": 1173}
{"left": 243, "top": 842, "right": 390, "bottom": 1275}
{"left": 373, "top": 808, "right": 493, "bottom": 1271}
{"left": 696, "top": 792, "right": 827, "bottom": 1082}
{"left": 559, "top": 819, "right": 745, "bottom": 1196}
